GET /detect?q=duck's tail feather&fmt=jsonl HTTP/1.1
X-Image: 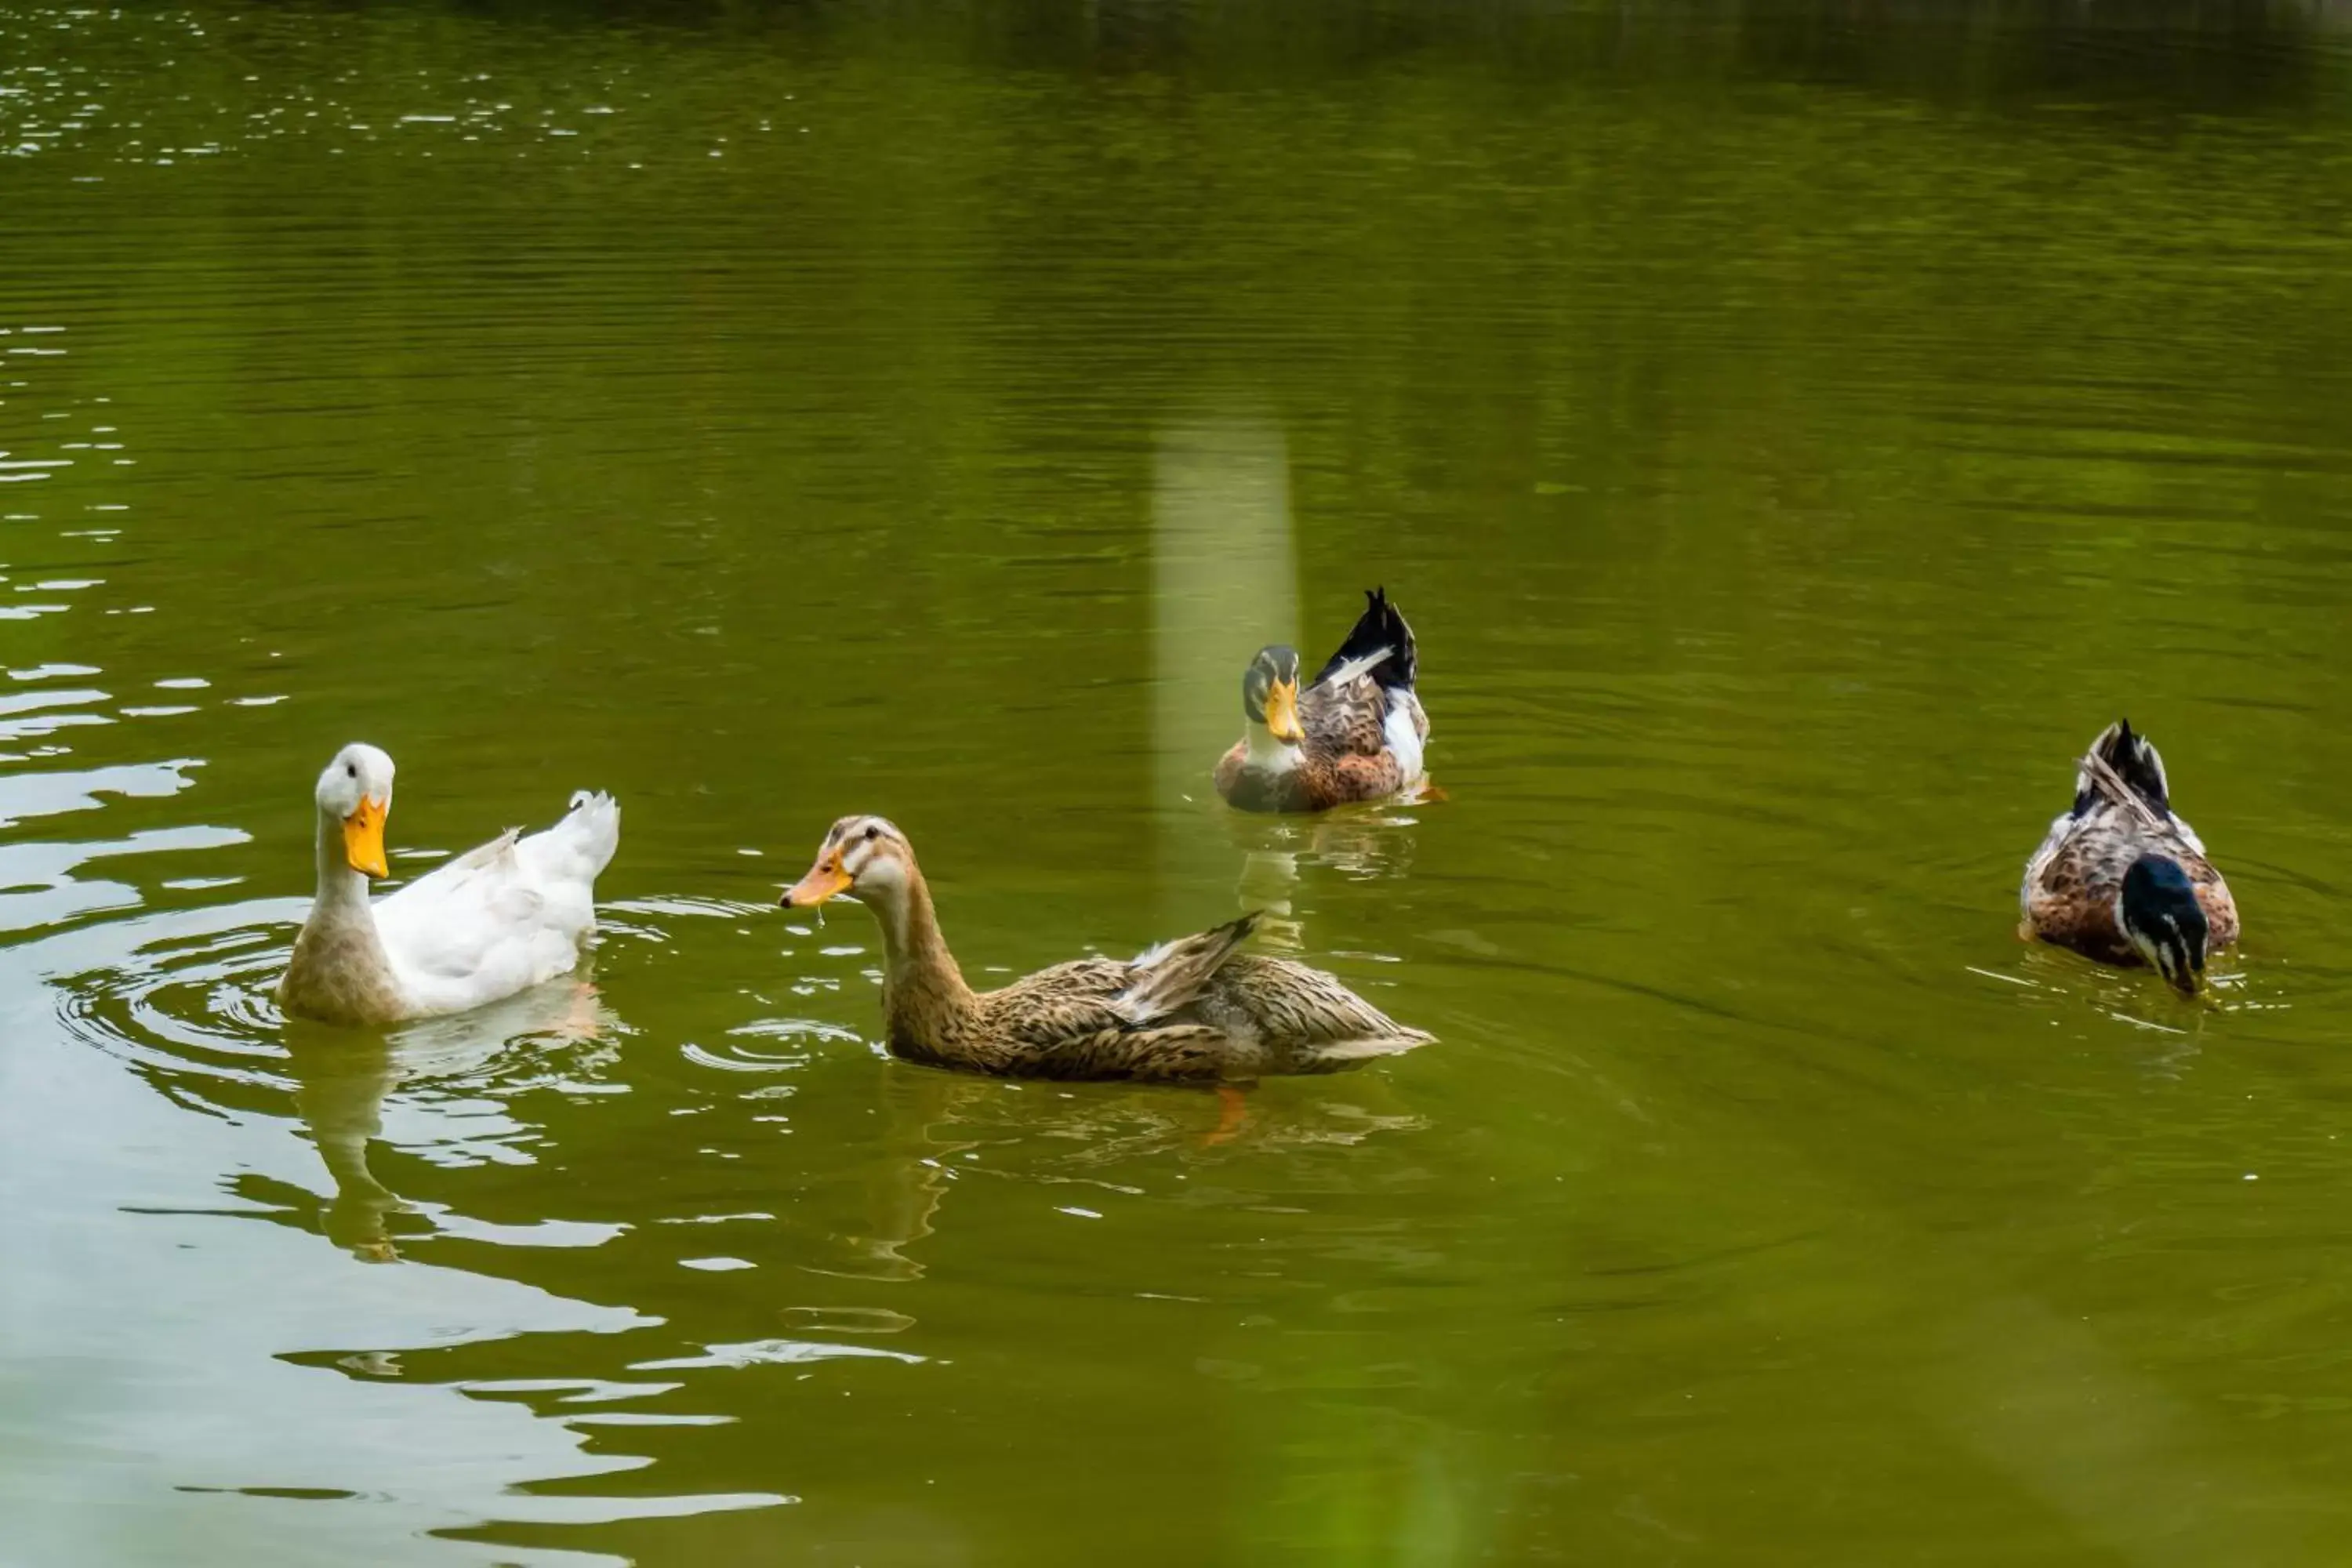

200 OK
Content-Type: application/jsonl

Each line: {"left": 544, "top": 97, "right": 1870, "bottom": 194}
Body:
{"left": 522, "top": 789, "right": 621, "bottom": 884}
{"left": 2075, "top": 720, "right": 2170, "bottom": 818}
{"left": 1301, "top": 1030, "right": 1437, "bottom": 1070}
{"left": 1311, "top": 586, "right": 1417, "bottom": 692}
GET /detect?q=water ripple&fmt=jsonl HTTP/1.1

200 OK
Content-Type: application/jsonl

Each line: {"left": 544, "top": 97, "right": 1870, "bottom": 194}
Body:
{"left": 681, "top": 1018, "right": 867, "bottom": 1075}
{"left": 45, "top": 899, "right": 299, "bottom": 1107}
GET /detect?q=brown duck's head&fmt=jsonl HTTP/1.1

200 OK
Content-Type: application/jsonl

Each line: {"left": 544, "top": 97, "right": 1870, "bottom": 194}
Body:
{"left": 782, "top": 815, "right": 913, "bottom": 909}
{"left": 1243, "top": 644, "right": 1305, "bottom": 745}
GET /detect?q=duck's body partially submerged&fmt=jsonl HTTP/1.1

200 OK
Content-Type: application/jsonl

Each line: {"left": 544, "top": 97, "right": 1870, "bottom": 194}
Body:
{"left": 780, "top": 816, "right": 1434, "bottom": 1081}
{"left": 1215, "top": 588, "right": 1430, "bottom": 813}
{"left": 2020, "top": 720, "right": 2238, "bottom": 993}
{"left": 277, "top": 743, "right": 621, "bottom": 1026}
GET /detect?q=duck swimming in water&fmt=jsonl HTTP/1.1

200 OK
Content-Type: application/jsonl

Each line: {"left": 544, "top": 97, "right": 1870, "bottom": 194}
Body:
{"left": 277, "top": 743, "right": 621, "bottom": 1026}
{"left": 779, "top": 815, "right": 1434, "bottom": 1080}
{"left": 2020, "top": 720, "right": 2238, "bottom": 994}
{"left": 1214, "top": 587, "right": 1430, "bottom": 813}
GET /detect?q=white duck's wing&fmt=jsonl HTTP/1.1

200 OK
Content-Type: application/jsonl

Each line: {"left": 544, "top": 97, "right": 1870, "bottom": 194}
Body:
{"left": 372, "top": 790, "right": 621, "bottom": 1017}
{"left": 374, "top": 831, "right": 540, "bottom": 977}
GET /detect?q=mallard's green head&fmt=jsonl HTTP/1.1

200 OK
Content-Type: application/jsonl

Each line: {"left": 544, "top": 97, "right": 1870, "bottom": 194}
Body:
{"left": 2121, "top": 854, "right": 2209, "bottom": 996}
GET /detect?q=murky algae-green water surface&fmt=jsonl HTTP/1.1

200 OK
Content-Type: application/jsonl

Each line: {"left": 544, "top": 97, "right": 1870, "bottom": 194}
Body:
{"left": 8, "top": 3, "right": 2352, "bottom": 1563}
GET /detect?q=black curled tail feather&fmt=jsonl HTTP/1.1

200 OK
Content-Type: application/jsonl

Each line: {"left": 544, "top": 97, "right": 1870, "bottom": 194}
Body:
{"left": 2076, "top": 718, "right": 2171, "bottom": 817}
{"left": 1201, "top": 910, "right": 1265, "bottom": 953}
{"left": 1312, "top": 586, "right": 1417, "bottom": 691}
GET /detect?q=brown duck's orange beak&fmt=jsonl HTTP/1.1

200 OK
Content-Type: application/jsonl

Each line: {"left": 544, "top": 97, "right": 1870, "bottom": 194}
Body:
{"left": 782, "top": 851, "right": 851, "bottom": 909}
{"left": 343, "top": 796, "right": 389, "bottom": 879}
{"left": 1264, "top": 677, "right": 1305, "bottom": 745}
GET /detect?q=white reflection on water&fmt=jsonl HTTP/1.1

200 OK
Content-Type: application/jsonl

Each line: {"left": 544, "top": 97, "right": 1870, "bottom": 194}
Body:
{"left": 1152, "top": 410, "right": 1296, "bottom": 924}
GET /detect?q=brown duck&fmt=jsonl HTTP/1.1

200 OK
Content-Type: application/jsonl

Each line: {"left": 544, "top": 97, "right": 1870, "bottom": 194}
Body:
{"left": 779, "top": 815, "right": 1435, "bottom": 1081}
{"left": 2020, "top": 720, "right": 2239, "bottom": 993}
{"left": 1215, "top": 587, "right": 1430, "bottom": 813}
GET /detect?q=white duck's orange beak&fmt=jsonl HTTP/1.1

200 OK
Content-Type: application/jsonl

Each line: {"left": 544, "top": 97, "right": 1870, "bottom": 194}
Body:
{"left": 343, "top": 796, "right": 389, "bottom": 879}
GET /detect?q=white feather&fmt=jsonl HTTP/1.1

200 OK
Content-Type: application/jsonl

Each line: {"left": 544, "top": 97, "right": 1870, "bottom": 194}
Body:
{"left": 1313, "top": 646, "right": 1392, "bottom": 691}
{"left": 1383, "top": 694, "right": 1427, "bottom": 784}
{"left": 1245, "top": 726, "right": 1302, "bottom": 771}
{"left": 370, "top": 789, "right": 620, "bottom": 1016}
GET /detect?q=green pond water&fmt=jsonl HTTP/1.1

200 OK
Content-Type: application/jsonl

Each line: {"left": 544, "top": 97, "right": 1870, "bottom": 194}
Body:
{"left": 9, "top": 2, "right": 2352, "bottom": 1562}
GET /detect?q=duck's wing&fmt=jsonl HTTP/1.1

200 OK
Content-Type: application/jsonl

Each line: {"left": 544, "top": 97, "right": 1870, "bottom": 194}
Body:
{"left": 372, "top": 790, "right": 620, "bottom": 1011}
{"left": 955, "top": 923, "right": 1259, "bottom": 1081}
{"left": 1301, "top": 673, "right": 1394, "bottom": 757}
{"left": 949, "top": 960, "right": 1208, "bottom": 1081}
{"left": 978, "top": 919, "right": 1260, "bottom": 1040}
{"left": 1301, "top": 588, "right": 1421, "bottom": 758}
{"left": 1291, "top": 684, "right": 1425, "bottom": 805}
{"left": 973, "top": 919, "right": 1432, "bottom": 1082}
{"left": 376, "top": 831, "right": 534, "bottom": 953}
{"left": 1220, "top": 953, "right": 1430, "bottom": 1041}
{"left": 1109, "top": 913, "right": 1261, "bottom": 1023}
{"left": 2019, "top": 820, "right": 2135, "bottom": 960}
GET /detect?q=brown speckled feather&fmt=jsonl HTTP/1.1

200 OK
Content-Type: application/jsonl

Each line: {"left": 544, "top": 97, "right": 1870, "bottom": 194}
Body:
{"left": 891, "top": 924, "right": 1433, "bottom": 1082}
{"left": 1303, "top": 673, "right": 1396, "bottom": 757}
{"left": 1214, "top": 717, "right": 1418, "bottom": 812}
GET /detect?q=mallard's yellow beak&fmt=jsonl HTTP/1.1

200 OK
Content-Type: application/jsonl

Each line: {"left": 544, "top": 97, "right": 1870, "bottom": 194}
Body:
{"left": 343, "top": 797, "right": 389, "bottom": 879}
{"left": 782, "top": 852, "right": 852, "bottom": 909}
{"left": 1264, "top": 677, "right": 1305, "bottom": 745}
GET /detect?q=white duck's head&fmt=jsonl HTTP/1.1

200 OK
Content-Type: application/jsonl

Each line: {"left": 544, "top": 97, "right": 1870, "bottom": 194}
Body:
{"left": 314, "top": 742, "right": 396, "bottom": 880}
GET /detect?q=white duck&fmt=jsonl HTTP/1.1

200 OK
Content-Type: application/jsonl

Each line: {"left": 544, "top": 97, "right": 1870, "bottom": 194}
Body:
{"left": 276, "top": 743, "right": 621, "bottom": 1026}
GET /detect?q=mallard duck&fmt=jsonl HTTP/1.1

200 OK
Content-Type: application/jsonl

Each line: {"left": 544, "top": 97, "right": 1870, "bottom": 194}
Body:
{"left": 2020, "top": 720, "right": 2238, "bottom": 993}
{"left": 277, "top": 743, "right": 621, "bottom": 1025}
{"left": 1215, "top": 586, "right": 1429, "bottom": 813}
{"left": 779, "top": 815, "right": 1434, "bottom": 1080}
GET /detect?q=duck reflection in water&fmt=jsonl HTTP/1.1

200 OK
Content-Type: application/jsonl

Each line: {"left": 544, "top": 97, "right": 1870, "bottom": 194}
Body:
{"left": 1221, "top": 800, "right": 1429, "bottom": 953}
{"left": 281, "top": 979, "right": 612, "bottom": 1262}
{"left": 840, "top": 1061, "right": 1429, "bottom": 1281}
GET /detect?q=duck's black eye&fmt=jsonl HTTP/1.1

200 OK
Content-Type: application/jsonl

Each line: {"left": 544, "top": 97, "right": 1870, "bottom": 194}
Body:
{"left": 864, "top": 825, "right": 880, "bottom": 842}
{"left": 345, "top": 763, "right": 357, "bottom": 779}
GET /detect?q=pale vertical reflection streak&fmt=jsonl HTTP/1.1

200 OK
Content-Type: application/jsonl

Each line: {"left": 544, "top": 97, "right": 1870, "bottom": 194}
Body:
{"left": 1150, "top": 413, "right": 1296, "bottom": 922}
{"left": 1926, "top": 1292, "right": 2299, "bottom": 1566}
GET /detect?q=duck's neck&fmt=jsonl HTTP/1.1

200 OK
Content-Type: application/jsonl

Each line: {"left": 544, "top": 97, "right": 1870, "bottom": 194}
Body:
{"left": 1245, "top": 724, "right": 1302, "bottom": 773}
{"left": 312, "top": 810, "right": 375, "bottom": 925}
{"left": 868, "top": 866, "right": 976, "bottom": 1055}
{"left": 280, "top": 808, "right": 404, "bottom": 1027}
